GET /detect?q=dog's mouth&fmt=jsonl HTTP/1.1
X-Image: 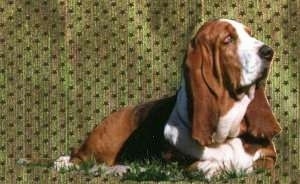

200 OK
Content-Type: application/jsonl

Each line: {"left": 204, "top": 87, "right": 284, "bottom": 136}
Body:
{"left": 255, "top": 68, "right": 270, "bottom": 86}
{"left": 236, "top": 68, "right": 270, "bottom": 95}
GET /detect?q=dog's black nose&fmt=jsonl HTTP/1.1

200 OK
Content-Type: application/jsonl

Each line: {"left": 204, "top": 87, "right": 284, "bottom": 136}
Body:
{"left": 258, "top": 45, "right": 274, "bottom": 61}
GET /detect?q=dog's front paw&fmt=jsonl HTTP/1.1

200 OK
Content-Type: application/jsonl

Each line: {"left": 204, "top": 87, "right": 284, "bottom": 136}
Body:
{"left": 188, "top": 160, "right": 221, "bottom": 180}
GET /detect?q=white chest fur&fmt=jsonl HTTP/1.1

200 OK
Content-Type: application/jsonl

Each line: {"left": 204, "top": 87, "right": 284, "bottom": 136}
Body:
{"left": 164, "top": 83, "right": 255, "bottom": 157}
{"left": 212, "top": 93, "right": 254, "bottom": 144}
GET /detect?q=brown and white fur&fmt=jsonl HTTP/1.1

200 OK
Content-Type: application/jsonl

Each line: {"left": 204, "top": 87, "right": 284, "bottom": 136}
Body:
{"left": 163, "top": 18, "right": 280, "bottom": 178}
{"left": 54, "top": 19, "right": 281, "bottom": 179}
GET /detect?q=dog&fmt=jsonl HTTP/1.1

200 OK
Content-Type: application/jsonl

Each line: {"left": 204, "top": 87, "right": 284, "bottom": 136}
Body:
{"left": 54, "top": 19, "right": 281, "bottom": 179}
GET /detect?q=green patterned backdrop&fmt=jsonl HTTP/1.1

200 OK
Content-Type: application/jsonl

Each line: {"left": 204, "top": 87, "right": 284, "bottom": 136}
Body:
{"left": 0, "top": 0, "right": 299, "bottom": 183}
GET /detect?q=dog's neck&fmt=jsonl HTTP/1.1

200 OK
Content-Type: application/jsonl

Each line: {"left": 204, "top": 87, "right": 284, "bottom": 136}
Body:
{"left": 168, "top": 78, "right": 255, "bottom": 131}
{"left": 169, "top": 80, "right": 191, "bottom": 128}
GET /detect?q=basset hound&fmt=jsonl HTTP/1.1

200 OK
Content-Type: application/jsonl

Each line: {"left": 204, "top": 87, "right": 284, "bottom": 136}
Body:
{"left": 54, "top": 19, "right": 281, "bottom": 179}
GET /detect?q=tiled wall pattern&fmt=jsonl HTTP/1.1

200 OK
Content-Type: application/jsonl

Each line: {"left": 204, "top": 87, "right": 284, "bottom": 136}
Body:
{"left": 0, "top": 0, "right": 299, "bottom": 183}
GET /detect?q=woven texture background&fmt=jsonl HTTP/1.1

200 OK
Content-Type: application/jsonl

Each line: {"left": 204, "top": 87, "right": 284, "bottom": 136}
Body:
{"left": 0, "top": 0, "right": 299, "bottom": 183}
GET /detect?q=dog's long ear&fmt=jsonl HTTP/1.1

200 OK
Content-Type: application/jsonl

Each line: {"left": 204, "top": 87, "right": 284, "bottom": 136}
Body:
{"left": 245, "top": 85, "right": 281, "bottom": 139}
{"left": 189, "top": 37, "right": 224, "bottom": 97}
{"left": 184, "top": 37, "right": 224, "bottom": 146}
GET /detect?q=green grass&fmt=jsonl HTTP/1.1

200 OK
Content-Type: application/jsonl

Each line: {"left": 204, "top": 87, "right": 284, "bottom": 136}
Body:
{"left": 17, "top": 157, "right": 268, "bottom": 182}
{"left": 122, "top": 160, "right": 192, "bottom": 182}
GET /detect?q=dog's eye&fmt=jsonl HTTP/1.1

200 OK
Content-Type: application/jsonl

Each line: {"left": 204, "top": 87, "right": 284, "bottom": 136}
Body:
{"left": 224, "top": 35, "right": 233, "bottom": 44}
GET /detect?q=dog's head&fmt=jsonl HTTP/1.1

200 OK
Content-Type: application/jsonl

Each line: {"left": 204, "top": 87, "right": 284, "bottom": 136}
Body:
{"left": 187, "top": 19, "right": 273, "bottom": 96}
{"left": 184, "top": 19, "right": 274, "bottom": 145}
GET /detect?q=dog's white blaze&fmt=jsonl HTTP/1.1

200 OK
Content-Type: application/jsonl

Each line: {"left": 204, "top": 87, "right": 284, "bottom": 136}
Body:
{"left": 221, "top": 19, "right": 265, "bottom": 86}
